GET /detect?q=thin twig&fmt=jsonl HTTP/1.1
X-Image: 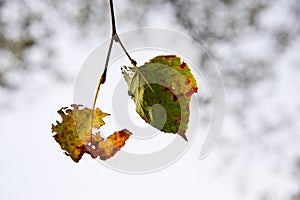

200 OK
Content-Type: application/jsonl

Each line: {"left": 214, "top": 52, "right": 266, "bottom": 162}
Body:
{"left": 89, "top": 36, "right": 113, "bottom": 149}
{"left": 91, "top": 0, "right": 117, "bottom": 111}
{"left": 89, "top": 0, "right": 118, "bottom": 146}
{"left": 109, "top": 0, "right": 117, "bottom": 36}
{"left": 92, "top": 37, "right": 114, "bottom": 111}
{"left": 90, "top": 0, "right": 143, "bottom": 143}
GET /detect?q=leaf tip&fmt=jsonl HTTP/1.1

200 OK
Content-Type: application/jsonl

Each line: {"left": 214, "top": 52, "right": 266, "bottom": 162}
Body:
{"left": 179, "top": 132, "right": 188, "bottom": 142}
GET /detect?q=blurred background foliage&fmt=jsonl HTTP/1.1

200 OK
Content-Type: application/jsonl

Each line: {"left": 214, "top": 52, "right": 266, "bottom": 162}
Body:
{"left": 1, "top": 0, "right": 300, "bottom": 199}
{"left": 1, "top": 0, "right": 299, "bottom": 88}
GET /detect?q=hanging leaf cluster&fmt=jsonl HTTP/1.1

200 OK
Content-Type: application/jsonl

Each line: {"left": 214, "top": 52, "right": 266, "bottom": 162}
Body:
{"left": 50, "top": 1, "right": 199, "bottom": 164}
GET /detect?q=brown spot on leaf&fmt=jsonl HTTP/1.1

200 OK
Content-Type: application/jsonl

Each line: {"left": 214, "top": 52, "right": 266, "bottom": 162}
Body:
{"left": 173, "top": 118, "right": 181, "bottom": 123}
{"left": 161, "top": 55, "right": 177, "bottom": 58}
{"left": 180, "top": 62, "right": 187, "bottom": 69}
{"left": 172, "top": 94, "right": 178, "bottom": 101}
{"left": 185, "top": 78, "right": 191, "bottom": 85}
{"left": 186, "top": 88, "right": 197, "bottom": 97}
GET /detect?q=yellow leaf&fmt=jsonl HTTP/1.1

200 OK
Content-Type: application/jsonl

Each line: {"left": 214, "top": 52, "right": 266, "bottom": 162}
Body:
{"left": 51, "top": 104, "right": 131, "bottom": 162}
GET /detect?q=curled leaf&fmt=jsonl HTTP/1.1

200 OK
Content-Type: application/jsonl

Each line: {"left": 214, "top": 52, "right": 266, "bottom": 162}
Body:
{"left": 51, "top": 104, "right": 131, "bottom": 162}
{"left": 122, "top": 55, "right": 198, "bottom": 141}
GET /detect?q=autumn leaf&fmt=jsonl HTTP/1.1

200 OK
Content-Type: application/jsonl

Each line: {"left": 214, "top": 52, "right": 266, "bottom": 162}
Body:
{"left": 122, "top": 55, "right": 198, "bottom": 141}
{"left": 51, "top": 104, "right": 131, "bottom": 162}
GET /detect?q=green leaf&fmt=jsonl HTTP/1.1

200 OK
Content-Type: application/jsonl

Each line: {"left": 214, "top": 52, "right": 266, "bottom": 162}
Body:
{"left": 122, "top": 55, "right": 198, "bottom": 141}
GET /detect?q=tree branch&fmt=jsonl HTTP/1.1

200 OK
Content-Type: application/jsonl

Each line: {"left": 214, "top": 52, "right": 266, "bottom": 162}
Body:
{"left": 109, "top": 0, "right": 117, "bottom": 36}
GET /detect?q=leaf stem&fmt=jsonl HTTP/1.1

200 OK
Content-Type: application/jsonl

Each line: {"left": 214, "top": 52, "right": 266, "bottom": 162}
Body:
{"left": 114, "top": 35, "right": 137, "bottom": 66}
{"left": 92, "top": 37, "right": 114, "bottom": 111}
